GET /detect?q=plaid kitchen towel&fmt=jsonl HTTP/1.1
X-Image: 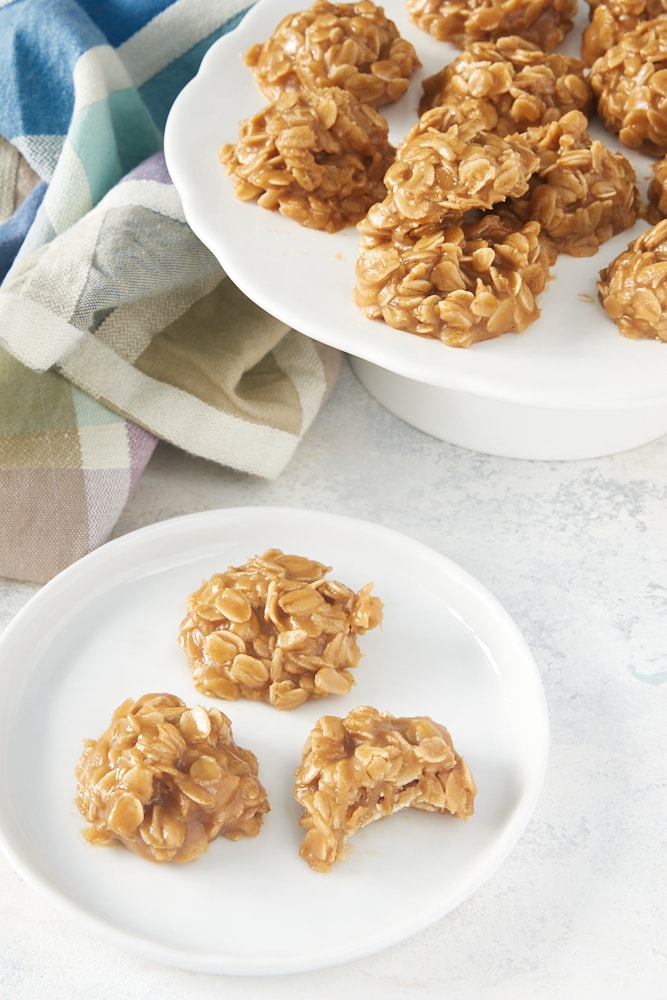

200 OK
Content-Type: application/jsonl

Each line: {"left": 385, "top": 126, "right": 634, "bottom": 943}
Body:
{"left": 0, "top": 0, "right": 340, "bottom": 584}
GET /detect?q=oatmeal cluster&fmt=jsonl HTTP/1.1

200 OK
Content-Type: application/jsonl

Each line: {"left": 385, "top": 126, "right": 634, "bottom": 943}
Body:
{"left": 356, "top": 210, "right": 553, "bottom": 346}
{"left": 581, "top": 0, "right": 667, "bottom": 64}
{"left": 418, "top": 37, "right": 592, "bottom": 134}
{"left": 406, "top": 0, "right": 578, "bottom": 51}
{"left": 382, "top": 110, "right": 541, "bottom": 219}
{"left": 219, "top": 87, "right": 394, "bottom": 232}
{"left": 512, "top": 111, "right": 639, "bottom": 257}
{"left": 588, "top": 15, "right": 667, "bottom": 156}
{"left": 597, "top": 218, "right": 667, "bottom": 341}
{"left": 294, "top": 705, "right": 477, "bottom": 871}
{"left": 177, "top": 549, "right": 383, "bottom": 710}
{"left": 245, "top": 0, "right": 421, "bottom": 106}
{"left": 75, "top": 693, "right": 269, "bottom": 863}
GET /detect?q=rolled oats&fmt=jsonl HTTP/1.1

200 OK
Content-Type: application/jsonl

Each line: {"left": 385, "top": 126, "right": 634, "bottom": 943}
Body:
{"left": 377, "top": 109, "right": 540, "bottom": 229}
{"left": 589, "top": 16, "right": 667, "bottom": 155}
{"left": 597, "top": 218, "right": 667, "bottom": 339}
{"left": 294, "top": 705, "right": 476, "bottom": 871}
{"left": 419, "top": 37, "right": 592, "bottom": 135}
{"left": 407, "top": 0, "right": 578, "bottom": 51}
{"left": 355, "top": 209, "right": 553, "bottom": 346}
{"left": 581, "top": 0, "right": 667, "bottom": 65}
{"left": 178, "top": 549, "right": 383, "bottom": 710}
{"left": 219, "top": 86, "right": 394, "bottom": 232}
{"left": 75, "top": 693, "right": 270, "bottom": 863}
{"left": 512, "top": 110, "right": 639, "bottom": 256}
{"left": 244, "top": 0, "right": 421, "bottom": 106}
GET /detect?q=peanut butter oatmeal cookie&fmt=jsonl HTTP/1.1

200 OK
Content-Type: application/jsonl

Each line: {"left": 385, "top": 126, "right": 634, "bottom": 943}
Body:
{"left": 418, "top": 37, "right": 592, "bottom": 135}
{"left": 589, "top": 16, "right": 667, "bottom": 155}
{"left": 355, "top": 209, "right": 553, "bottom": 346}
{"left": 244, "top": 0, "right": 421, "bottom": 106}
{"left": 597, "top": 218, "right": 667, "bottom": 340}
{"left": 294, "top": 705, "right": 476, "bottom": 872}
{"left": 75, "top": 693, "right": 269, "bottom": 863}
{"left": 511, "top": 110, "right": 639, "bottom": 256}
{"left": 379, "top": 109, "right": 540, "bottom": 226}
{"left": 581, "top": 0, "right": 667, "bottom": 66}
{"left": 178, "top": 550, "right": 383, "bottom": 710}
{"left": 219, "top": 86, "right": 394, "bottom": 232}
{"left": 407, "top": 0, "right": 578, "bottom": 51}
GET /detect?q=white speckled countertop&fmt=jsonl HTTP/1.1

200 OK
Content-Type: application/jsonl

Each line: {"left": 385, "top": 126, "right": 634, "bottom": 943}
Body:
{"left": 1, "top": 357, "right": 666, "bottom": 999}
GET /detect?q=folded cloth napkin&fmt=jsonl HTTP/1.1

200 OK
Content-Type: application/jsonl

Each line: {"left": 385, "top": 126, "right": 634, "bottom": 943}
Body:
{"left": 0, "top": 0, "right": 340, "bottom": 584}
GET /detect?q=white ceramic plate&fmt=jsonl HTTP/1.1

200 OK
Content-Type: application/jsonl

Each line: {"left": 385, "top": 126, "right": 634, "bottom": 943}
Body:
{"left": 0, "top": 508, "right": 548, "bottom": 975}
{"left": 164, "top": 0, "right": 667, "bottom": 417}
